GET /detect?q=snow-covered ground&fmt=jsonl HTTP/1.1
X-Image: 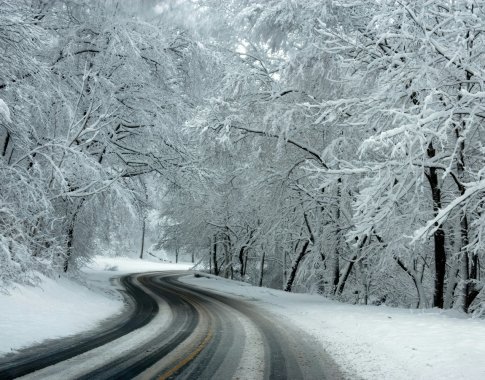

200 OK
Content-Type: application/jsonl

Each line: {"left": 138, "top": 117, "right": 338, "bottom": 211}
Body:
{"left": 0, "top": 256, "right": 192, "bottom": 356}
{"left": 2, "top": 256, "right": 484, "bottom": 380}
{"left": 0, "top": 273, "right": 121, "bottom": 356}
{"left": 182, "top": 274, "right": 485, "bottom": 380}
{"left": 88, "top": 255, "right": 193, "bottom": 274}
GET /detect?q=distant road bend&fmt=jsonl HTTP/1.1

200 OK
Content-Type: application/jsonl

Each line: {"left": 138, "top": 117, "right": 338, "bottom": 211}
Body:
{"left": 0, "top": 272, "right": 342, "bottom": 379}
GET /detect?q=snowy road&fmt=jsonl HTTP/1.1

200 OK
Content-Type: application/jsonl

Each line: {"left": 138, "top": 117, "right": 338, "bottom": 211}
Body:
{"left": 0, "top": 272, "right": 340, "bottom": 379}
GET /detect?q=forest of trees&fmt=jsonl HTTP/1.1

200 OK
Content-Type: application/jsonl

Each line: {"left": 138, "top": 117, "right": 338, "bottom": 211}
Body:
{"left": 1, "top": 0, "right": 485, "bottom": 315}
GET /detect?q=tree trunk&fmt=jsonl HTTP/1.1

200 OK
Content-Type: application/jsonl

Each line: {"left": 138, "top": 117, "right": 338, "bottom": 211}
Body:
{"left": 395, "top": 257, "right": 428, "bottom": 308}
{"left": 467, "top": 255, "right": 480, "bottom": 310}
{"left": 209, "top": 251, "right": 212, "bottom": 274}
{"left": 453, "top": 118, "right": 480, "bottom": 311}
{"left": 7, "top": 146, "right": 14, "bottom": 164}
{"left": 64, "top": 224, "right": 74, "bottom": 272}
{"left": 284, "top": 240, "right": 310, "bottom": 292}
{"left": 224, "top": 231, "right": 232, "bottom": 279}
{"left": 282, "top": 249, "right": 287, "bottom": 290}
{"left": 258, "top": 250, "right": 265, "bottom": 287}
{"left": 2, "top": 131, "right": 10, "bottom": 157}
{"left": 239, "top": 231, "right": 253, "bottom": 278}
{"left": 212, "top": 235, "right": 219, "bottom": 276}
{"left": 460, "top": 215, "right": 472, "bottom": 311}
{"left": 356, "top": 260, "right": 370, "bottom": 305}
{"left": 427, "top": 142, "right": 447, "bottom": 308}
{"left": 334, "top": 236, "right": 369, "bottom": 297}
{"left": 444, "top": 257, "right": 460, "bottom": 309}
{"left": 139, "top": 218, "right": 146, "bottom": 259}
{"left": 63, "top": 199, "right": 85, "bottom": 272}
{"left": 335, "top": 254, "right": 357, "bottom": 296}
{"left": 332, "top": 249, "right": 340, "bottom": 294}
{"left": 332, "top": 180, "right": 342, "bottom": 293}
{"left": 238, "top": 245, "right": 246, "bottom": 277}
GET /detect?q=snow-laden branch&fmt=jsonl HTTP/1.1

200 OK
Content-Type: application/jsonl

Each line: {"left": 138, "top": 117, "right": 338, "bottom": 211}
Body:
{"left": 397, "top": 0, "right": 484, "bottom": 79}
{"left": 50, "top": 174, "right": 123, "bottom": 199}
{"left": 413, "top": 178, "right": 485, "bottom": 241}
{"left": 230, "top": 124, "right": 328, "bottom": 169}
{"left": 0, "top": 99, "right": 12, "bottom": 123}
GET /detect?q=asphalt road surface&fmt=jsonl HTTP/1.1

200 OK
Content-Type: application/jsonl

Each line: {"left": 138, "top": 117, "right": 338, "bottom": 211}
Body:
{"left": 0, "top": 272, "right": 342, "bottom": 379}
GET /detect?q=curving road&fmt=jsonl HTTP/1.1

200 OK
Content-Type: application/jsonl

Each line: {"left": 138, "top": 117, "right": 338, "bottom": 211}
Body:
{"left": 0, "top": 272, "right": 342, "bottom": 379}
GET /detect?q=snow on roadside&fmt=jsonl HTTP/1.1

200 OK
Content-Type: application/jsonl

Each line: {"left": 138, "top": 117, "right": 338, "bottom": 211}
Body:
{"left": 3, "top": 255, "right": 482, "bottom": 380}
{"left": 181, "top": 274, "right": 485, "bottom": 380}
{"left": 0, "top": 256, "right": 192, "bottom": 356}
{"left": 86, "top": 255, "right": 193, "bottom": 274}
{"left": 0, "top": 273, "right": 122, "bottom": 356}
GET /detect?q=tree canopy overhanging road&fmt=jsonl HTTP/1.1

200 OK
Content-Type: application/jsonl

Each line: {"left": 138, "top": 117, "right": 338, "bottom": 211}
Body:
{"left": 0, "top": 272, "right": 342, "bottom": 380}
{"left": 1, "top": 1, "right": 485, "bottom": 378}
{"left": 2, "top": 8, "right": 485, "bottom": 377}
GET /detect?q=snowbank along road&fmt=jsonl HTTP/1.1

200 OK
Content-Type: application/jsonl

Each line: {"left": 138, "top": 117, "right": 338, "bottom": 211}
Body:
{"left": 0, "top": 271, "right": 342, "bottom": 379}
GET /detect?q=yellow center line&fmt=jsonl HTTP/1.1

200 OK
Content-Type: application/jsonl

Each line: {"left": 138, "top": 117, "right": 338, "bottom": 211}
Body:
{"left": 157, "top": 326, "right": 213, "bottom": 380}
